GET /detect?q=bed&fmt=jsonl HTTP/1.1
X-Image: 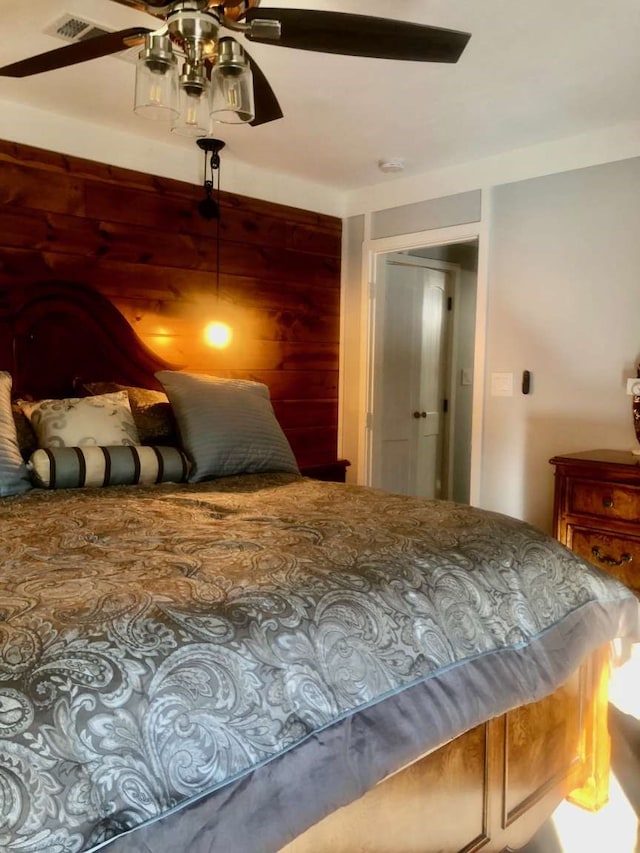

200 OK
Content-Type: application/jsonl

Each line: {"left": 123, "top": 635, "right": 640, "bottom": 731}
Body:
{"left": 0, "top": 281, "right": 638, "bottom": 853}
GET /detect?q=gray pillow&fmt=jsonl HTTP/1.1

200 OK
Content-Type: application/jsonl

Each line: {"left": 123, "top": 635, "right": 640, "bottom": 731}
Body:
{"left": 0, "top": 372, "right": 31, "bottom": 497}
{"left": 155, "top": 371, "right": 299, "bottom": 481}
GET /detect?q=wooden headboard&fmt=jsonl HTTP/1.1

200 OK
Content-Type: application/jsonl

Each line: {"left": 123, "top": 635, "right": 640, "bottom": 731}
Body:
{"left": 0, "top": 280, "right": 175, "bottom": 400}
{"left": 0, "top": 280, "right": 348, "bottom": 479}
{"left": 0, "top": 139, "right": 342, "bottom": 472}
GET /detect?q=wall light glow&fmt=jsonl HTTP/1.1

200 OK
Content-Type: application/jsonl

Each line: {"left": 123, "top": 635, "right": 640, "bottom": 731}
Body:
{"left": 149, "top": 328, "right": 175, "bottom": 348}
{"left": 204, "top": 321, "right": 233, "bottom": 349}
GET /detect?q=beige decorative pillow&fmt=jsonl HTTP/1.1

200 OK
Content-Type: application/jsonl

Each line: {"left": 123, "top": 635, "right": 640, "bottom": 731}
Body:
{"left": 19, "top": 391, "right": 140, "bottom": 448}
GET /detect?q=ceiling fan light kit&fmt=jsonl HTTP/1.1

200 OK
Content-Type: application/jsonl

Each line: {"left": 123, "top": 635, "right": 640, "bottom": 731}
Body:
{"left": 210, "top": 38, "right": 255, "bottom": 124}
{"left": 0, "top": 1, "right": 470, "bottom": 136}
{"left": 134, "top": 8, "right": 257, "bottom": 135}
{"left": 172, "top": 75, "right": 212, "bottom": 135}
{"left": 134, "top": 32, "right": 179, "bottom": 120}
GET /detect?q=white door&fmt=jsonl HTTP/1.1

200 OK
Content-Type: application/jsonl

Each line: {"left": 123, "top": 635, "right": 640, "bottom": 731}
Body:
{"left": 371, "top": 255, "right": 452, "bottom": 498}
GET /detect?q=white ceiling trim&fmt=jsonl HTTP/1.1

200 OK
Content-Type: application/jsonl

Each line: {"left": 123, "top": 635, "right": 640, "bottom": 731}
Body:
{"left": 3, "top": 100, "right": 640, "bottom": 223}
{"left": 345, "top": 119, "right": 640, "bottom": 217}
{"left": 0, "top": 97, "right": 347, "bottom": 218}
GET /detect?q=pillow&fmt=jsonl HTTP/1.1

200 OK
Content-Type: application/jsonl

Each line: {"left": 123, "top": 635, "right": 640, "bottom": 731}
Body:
{"left": 12, "top": 402, "right": 38, "bottom": 459}
{"left": 0, "top": 372, "right": 31, "bottom": 497}
{"left": 29, "top": 445, "right": 190, "bottom": 490}
{"left": 81, "top": 382, "right": 178, "bottom": 446}
{"left": 18, "top": 391, "right": 140, "bottom": 448}
{"left": 155, "top": 370, "right": 299, "bottom": 481}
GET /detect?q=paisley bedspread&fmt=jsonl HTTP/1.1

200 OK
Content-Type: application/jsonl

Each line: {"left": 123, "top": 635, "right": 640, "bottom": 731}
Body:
{"left": 0, "top": 474, "right": 638, "bottom": 853}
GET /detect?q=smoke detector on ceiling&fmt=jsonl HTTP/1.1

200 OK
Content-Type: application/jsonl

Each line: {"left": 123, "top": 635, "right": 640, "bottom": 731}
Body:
{"left": 378, "top": 158, "right": 405, "bottom": 174}
{"left": 44, "top": 14, "right": 138, "bottom": 63}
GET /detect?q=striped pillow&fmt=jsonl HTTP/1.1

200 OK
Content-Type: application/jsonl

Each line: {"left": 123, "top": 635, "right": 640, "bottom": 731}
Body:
{"left": 29, "top": 446, "right": 190, "bottom": 490}
{"left": 155, "top": 371, "right": 299, "bottom": 482}
{"left": 0, "top": 372, "right": 31, "bottom": 497}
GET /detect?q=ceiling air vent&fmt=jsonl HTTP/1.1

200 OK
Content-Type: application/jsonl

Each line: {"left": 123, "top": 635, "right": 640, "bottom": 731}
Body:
{"left": 45, "top": 15, "right": 111, "bottom": 43}
{"left": 44, "top": 14, "right": 139, "bottom": 63}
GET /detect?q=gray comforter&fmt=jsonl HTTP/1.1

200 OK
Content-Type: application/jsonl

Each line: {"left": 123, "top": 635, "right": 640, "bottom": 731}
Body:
{"left": 0, "top": 474, "right": 638, "bottom": 852}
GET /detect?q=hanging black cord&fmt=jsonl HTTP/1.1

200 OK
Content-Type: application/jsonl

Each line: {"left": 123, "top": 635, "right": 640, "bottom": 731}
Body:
{"left": 215, "top": 153, "right": 221, "bottom": 303}
{"left": 205, "top": 145, "right": 214, "bottom": 200}
{"left": 196, "top": 139, "right": 225, "bottom": 307}
{"left": 198, "top": 146, "right": 220, "bottom": 222}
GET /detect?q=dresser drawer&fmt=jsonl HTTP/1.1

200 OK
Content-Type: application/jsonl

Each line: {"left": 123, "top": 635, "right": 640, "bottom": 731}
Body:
{"left": 568, "top": 480, "right": 640, "bottom": 523}
{"left": 569, "top": 527, "right": 640, "bottom": 593}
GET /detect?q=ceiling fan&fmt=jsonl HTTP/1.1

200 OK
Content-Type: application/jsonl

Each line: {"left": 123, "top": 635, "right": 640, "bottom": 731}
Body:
{"left": 0, "top": 1, "right": 471, "bottom": 134}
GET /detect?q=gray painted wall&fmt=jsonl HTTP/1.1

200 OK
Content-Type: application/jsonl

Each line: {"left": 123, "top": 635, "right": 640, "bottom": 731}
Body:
{"left": 342, "top": 156, "right": 640, "bottom": 533}
{"left": 482, "top": 157, "right": 640, "bottom": 531}
{"left": 371, "top": 190, "right": 482, "bottom": 240}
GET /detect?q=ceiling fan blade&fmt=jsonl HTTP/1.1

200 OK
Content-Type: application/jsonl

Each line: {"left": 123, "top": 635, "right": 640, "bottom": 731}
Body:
{"left": 108, "top": 0, "right": 161, "bottom": 14}
{"left": 0, "top": 27, "right": 152, "bottom": 78}
{"left": 245, "top": 9, "right": 470, "bottom": 63}
{"left": 243, "top": 47, "right": 284, "bottom": 126}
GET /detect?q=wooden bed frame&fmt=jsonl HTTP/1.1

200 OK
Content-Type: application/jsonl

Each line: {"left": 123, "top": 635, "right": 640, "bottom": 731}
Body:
{"left": 1, "top": 280, "right": 612, "bottom": 853}
{"left": 282, "top": 646, "right": 610, "bottom": 853}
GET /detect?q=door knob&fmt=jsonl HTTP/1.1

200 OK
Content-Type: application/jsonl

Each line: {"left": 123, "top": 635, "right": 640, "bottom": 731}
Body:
{"left": 420, "top": 411, "right": 427, "bottom": 418}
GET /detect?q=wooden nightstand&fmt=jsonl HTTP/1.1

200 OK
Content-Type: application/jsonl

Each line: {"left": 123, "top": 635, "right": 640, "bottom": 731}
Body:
{"left": 550, "top": 450, "right": 640, "bottom": 596}
{"left": 300, "top": 459, "right": 350, "bottom": 483}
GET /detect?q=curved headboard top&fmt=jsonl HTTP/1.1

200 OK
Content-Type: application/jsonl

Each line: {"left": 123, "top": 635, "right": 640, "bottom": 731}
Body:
{"left": 0, "top": 281, "right": 176, "bottom": 400}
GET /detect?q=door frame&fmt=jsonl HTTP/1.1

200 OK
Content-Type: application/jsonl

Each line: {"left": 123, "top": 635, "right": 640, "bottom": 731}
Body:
{"left": 358, "top": 222, "right": 487, "bottom": 506}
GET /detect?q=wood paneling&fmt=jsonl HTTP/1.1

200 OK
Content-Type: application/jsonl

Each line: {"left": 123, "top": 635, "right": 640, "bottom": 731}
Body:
{"left": 0, "top": 139, "right": 342, "bottom": 467}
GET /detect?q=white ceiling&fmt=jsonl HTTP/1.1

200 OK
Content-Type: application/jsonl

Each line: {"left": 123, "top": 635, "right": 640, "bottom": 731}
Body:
{"left": 1, "top": 0, "right": 640, "bottom": 194}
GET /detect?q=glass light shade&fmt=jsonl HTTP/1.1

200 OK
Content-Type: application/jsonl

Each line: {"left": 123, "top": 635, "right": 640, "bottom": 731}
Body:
{"left": 210, "top": 64, "right": 255, "bottom": 124}
{"left": 134, "top": 53, "right": 178, "bottom": 121}
{"left": 172, "top": 85, "right": 210, "bottom": 138}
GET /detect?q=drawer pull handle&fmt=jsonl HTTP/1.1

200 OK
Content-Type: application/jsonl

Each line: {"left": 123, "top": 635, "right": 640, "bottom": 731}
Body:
{"left": 602, "top": 497, "right": 614, "bottom": 509}
{"left": 591, "top": 547, "right": 632, "bottom": 567}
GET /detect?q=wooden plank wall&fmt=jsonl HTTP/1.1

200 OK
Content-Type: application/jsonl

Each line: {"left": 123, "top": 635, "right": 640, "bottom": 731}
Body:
{"left": 0, "top": 140, "right": 342, "bottom": 469}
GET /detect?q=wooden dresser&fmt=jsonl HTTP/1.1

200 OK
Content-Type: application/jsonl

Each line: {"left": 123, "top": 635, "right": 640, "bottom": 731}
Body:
{"left": 550, "top": 449, "right": 640, "bottom": 596}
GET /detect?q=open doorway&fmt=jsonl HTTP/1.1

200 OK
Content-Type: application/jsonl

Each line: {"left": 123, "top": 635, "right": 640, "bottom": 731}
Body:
{"left": 367, "top": 238, "right": 479, "bottom": 504}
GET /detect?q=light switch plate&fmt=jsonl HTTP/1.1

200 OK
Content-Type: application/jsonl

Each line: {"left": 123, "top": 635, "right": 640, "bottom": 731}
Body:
{"left": 491, "top": 372, "right": 513, "bottom": 397}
